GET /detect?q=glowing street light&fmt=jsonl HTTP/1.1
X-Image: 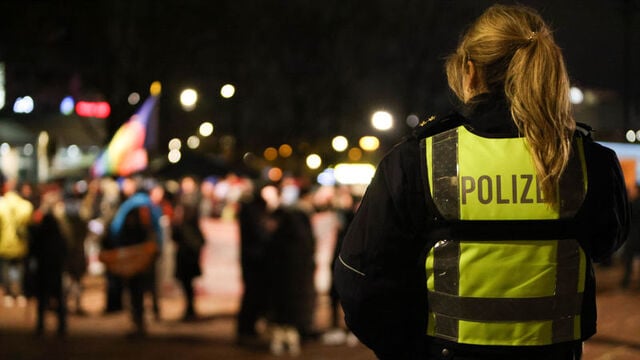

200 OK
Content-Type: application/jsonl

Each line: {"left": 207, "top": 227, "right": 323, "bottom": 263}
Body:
{"left": 59, "top": 96, "right": 74, "bottom": 115}
{"left": 13, "top": 96, "right": 34, "bottom": 114}
{"left": 128, "top": 92, "right": 140, "bottom": 105}
{"left": 180, "top": 88, "right": 198, "bottom": 111}
{"left": 372, "top": 110, "right": 393, "bottom": 131}
{"left": 199, "top": 122, "right": 214, "bottom": 137}
{"left": 348, "top": 147, "right": 362, "bottom": 161}
{"left": 306, "top": 154, "right": 322, "bottom": 169}
{"left": 332, "top": 136, "right": 348, "bottom": 152}
{"left": 220, "top": 84, "right": 236, "bottom": 98}
{"left": 168, "top": 138, "right": 182, "bottom": 150}
{"left": 150, "top": 81, "right": 162, "bottom": 96}
{"left": 626, "top": 130, "right": 636, "bottom": 143}
{"left": 187, "top": 135, "right": 200, "bottom": 149}
{"left": 168, "top": 149, "right": 181, "bottom": 163}
{"left": 279, "top": 144, "right": 293, "bottom": 158}
{"left": 264, "top": 147, "right": 278, "bottom": 161}
{"left": 359, "top": 136, "right": 380, "bottom": 151}
{"left": 569, "top": 86, "right": 584, "bottom": 105}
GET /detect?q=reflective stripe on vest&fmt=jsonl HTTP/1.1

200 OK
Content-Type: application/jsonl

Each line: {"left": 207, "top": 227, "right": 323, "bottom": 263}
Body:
{"left": 423, "top": 126, "right": 588, "bottom": 346}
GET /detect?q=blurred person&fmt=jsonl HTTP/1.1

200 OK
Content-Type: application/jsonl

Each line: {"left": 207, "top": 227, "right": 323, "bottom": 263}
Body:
{"left": 199, "top": 177, "right": 217, "bottom": 218}
{"left": 172, "top": 175, "right": 205, "bottom": 321}
{"left": 323, "top": 187, "right": 360, "bottom": 346}
{"left": 334, "top": 4, "right": 629, "bottom": 360}
{"left": 236, "top": 182, "right": 272, "bottom": 348}
{"left": 20, "top": 181, "right": 40, "bottom": 301}
{"left": 104, "top": 181, "right": 163, "bottom": 337}
{"left": 621, "top": 184, "right": 640, "bottom": 289}
{"left": 266, "top": 181, "right": 317, "bottom": 356}
{"left": 103, "top": 176, "right": 139, "bottom": 314}
{"left": 62, "top": 180, "right": 91, "bottom": 315}
{"left": 19, "top": 181, "right": 39, "bottom": 208}
{"left": 79, "top": 178, "right": 109, "bottom": 279}
{"left": 146, "top": 181, "right": 176, "bottom": 319}
{"left": 31, "top": 185, "right": 68, "bottom": 337}
{"left": 0, "top": 178, "right": 34, "bottom": 307}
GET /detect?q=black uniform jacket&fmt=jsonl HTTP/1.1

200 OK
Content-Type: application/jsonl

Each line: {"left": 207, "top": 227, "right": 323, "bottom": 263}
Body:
{"left": 333, "top": 94, "right": 630, "bottom": 359}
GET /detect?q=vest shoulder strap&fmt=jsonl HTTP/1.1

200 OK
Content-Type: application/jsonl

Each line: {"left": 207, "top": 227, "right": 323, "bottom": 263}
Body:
{"left": 412, "top": 112, "right": 466, "bottom": 140}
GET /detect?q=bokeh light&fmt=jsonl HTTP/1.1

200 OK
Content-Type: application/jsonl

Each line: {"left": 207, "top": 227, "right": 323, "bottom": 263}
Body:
{"left": 128, "top": 92, "right": 141, "bottom": 105}
{"left": 332, "top": 136, "right": 348, "bottom": 152}
{"left": 626, "top": 130, "right": 636, "bottom": 143}
{"left": 168, "top": 138, "right": 182, "bottom": 150}
{"left": 199, "top": 122, "right": 214, "bottom": 137}
{"left": 187, "top": 135, "right": 200, "bottom": 149}
{"left": 264, "top": 147, "right": 278, "bottom": 161}
{"left": 180, "top": 88, "right": 198, "bottom": 111}
{"left": 279, "top": 144, "right": 293, "bottom": 158}
{"left": 306, "top": 154, "right": 322, "bottom": 169}
{"left": 150, "top": 81, "right": 162, "bottom": 96}
{"left": 569, "top": 86, "right": 584, "bottom": 105}
{"left": 334, "top": 163, "right": 376, "bottom": 185}
{"left": 13, "top": 96, "right": 34, "bottom": 114}
{"left": 372, "top": 110, "right": 393, "bottom": 131}
{"left": 23, "top": 143, "right": 34, "bottom": 156}
{"left": 268, "top": 167, "right": 283, "bottom": 182}
{"left": 60, "top": 96, "right": 75, "bottom": 115}
{"left": 348, "top": 147, "right": 362, "bottom": 161}
{"left": 359, "top": 136, "right": 380, "bottom": 151}
{"left": 406, "top": 114, "right": 420, "bottom": 128}
{"left": 220, "top": 84, "right": 236, "bottom": 98}
{"left": 168, "top": 149, "right": 181, "bottom": 163}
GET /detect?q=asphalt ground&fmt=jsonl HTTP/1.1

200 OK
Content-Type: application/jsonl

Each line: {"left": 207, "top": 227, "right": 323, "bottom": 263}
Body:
{"left": 1, "top": 262, "right": 640, "bottom": 360}
{"left": 1, "top": 215, "right": 639, "bottom": 360}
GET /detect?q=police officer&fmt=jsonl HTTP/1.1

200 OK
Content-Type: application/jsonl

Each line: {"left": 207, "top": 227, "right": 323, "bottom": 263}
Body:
{"left": 334, "top": 4, "right": 629, "bottom": 360}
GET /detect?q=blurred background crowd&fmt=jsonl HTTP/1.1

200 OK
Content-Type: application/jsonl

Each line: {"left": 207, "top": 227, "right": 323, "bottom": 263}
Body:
{"left": 0, "top": 171, "right": 364, "bottom": 355}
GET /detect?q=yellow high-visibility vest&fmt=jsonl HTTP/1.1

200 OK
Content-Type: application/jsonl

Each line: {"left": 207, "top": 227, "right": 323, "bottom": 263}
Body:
{"left": 423, "top": 125, "right": 588, "bottom": 346}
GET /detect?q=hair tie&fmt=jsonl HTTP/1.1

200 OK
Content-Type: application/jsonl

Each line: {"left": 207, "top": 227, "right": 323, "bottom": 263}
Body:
{"left": 527, "top": 31, "right": 537, "bottom": 42}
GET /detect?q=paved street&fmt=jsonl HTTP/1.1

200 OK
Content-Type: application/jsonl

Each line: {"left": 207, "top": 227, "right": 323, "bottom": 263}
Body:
{"left": 1, "top": 217, "right": 639, "bottom": 359}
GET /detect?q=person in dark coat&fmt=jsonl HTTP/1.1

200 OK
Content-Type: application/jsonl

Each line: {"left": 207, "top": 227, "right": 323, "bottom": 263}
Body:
{"left": 236, "top": 184, "right": 272, "bottom": 346}
{"left": 172, "top": 176, "right": 205, "bottom": 321}
{"left": 63, "top": 182, "right": 90, "bottom": 315}
{"left": 323, "top": 189, "right": 360, "bottom": 345}
{"left": 333, "top": 5, "right": 629, "bottom": 359}
{"left": 31, "top": 187, "right": 68, "bottom": 337}
{"left": 266, "top": 183, "right": 317, "bottom": 356}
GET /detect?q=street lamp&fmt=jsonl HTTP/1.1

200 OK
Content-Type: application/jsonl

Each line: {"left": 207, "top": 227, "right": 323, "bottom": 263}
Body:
{"left": 199, "top": 122, "right": 214, "bottom": 137}
{"left": 372, "top": 110, "right": 393, "bottom": 131}
{"left": 359, "top": 136, "right": 380, "bottom": 151}
{"left": 180, "top": 88, "right": 198, "bottom": 111}
{"left": 306, "top": 154, "right": 322, "bottom": 170}
{"left": 570, "top": 87, "right": 584, "bottom": 105}
{"left": 220, "top": 84, "right": 235, "bottom": 99}
{"left": 332, "top": 136, "right": 348, "bottom": 152}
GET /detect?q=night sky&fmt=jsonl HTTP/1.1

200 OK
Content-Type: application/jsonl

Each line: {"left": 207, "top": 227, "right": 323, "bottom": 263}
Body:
{"left": 1, "top": 0, "right": 638, "bottom": 166}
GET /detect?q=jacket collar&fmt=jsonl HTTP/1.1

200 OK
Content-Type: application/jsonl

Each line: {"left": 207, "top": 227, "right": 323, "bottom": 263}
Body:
{"left": 459, "top": 92, "right": 520, "bottom": 138}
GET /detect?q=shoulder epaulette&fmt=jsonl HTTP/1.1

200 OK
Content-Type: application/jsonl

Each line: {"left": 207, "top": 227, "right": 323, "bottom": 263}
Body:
{"left": 575, "top": 122, "right": 593, "bottom": 139}
{"left": 412, "top": 112, "right": 467, "bottom": 140}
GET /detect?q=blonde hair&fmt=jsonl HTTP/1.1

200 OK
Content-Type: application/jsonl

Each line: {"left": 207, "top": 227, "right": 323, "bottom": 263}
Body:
{"left": 445, "top": 4, "right": 575, "bottom": 208}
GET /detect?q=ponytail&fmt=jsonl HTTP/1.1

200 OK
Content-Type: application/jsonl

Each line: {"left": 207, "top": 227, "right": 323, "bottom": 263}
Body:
{"left": 506, "top": 28, "right": 575, "bottom": 208}
{"left": 445, "top": 4, "right": 575, "bottom": 208}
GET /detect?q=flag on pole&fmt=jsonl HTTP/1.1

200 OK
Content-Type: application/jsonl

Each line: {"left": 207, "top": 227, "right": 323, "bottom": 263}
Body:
{"left": 91, "top": 94, "right": 159, "bottom": 177}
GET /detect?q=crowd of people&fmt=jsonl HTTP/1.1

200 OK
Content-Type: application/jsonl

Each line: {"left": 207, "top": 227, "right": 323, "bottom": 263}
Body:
{"left": 0, "top": 171, "right": 360, "bottom": 356}
{"left": 1, "top": 161, "right": 634, "bottom": 357}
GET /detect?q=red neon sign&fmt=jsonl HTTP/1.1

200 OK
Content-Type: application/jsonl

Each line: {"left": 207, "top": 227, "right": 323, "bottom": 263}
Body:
{"left": 75, "top": 101, "right": 111, "bottom": 118}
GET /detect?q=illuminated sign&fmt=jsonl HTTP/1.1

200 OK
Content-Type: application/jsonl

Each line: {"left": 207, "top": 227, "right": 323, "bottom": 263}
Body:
{"left": 75, "top": 101, "right": 111, "bottom": 118}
